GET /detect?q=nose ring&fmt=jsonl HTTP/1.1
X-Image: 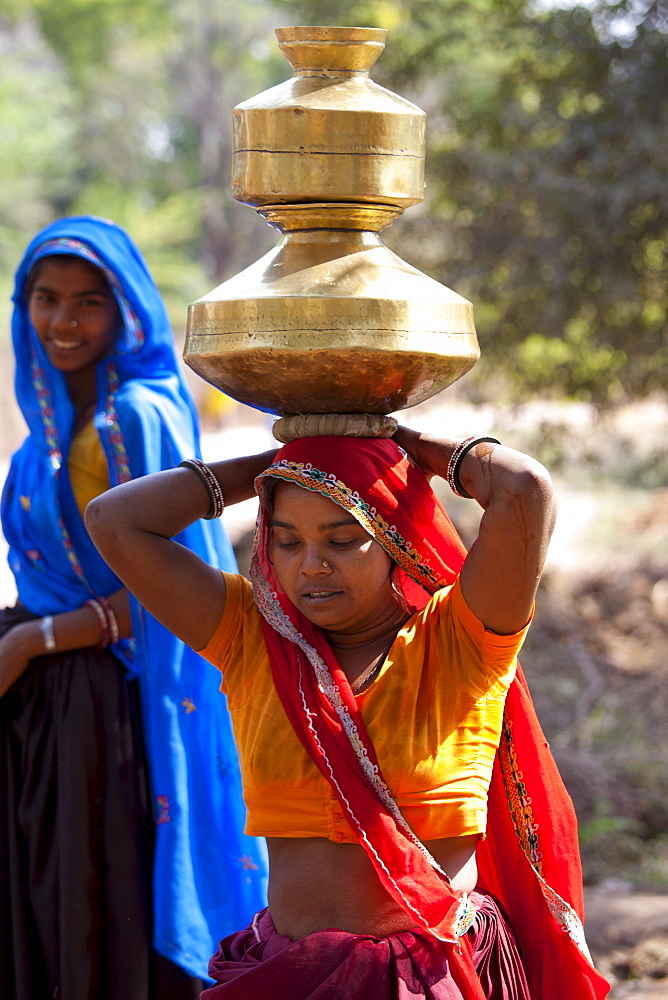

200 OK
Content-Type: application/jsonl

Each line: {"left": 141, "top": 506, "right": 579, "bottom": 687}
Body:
{"left": 70, "top": 319, "right": 78, "bottom": 328}
{"left": 322, "top": 560, "right": 329, "bottom": 568}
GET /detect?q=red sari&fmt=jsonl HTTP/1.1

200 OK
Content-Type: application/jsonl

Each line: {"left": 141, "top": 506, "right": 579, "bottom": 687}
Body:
{"left": 209, "top": 436, "right": 609, "bottom": 1000}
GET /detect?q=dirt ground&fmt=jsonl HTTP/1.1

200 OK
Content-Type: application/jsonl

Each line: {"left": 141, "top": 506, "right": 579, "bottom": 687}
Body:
{"left": 585, "top": 883, "right": 668, "bottom": 997}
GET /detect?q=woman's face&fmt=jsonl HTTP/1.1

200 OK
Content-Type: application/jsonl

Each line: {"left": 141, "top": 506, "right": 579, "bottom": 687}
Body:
{"left": 27, "top": 257, "right": 120, "bottom": 378}
{"left": 270, "top": 481, "right": 395, "bottom": 632}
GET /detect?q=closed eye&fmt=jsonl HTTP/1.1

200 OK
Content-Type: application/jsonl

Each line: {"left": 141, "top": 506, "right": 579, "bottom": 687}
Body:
{"left": 79, "top": 296, "right": 107, "bottom": 307}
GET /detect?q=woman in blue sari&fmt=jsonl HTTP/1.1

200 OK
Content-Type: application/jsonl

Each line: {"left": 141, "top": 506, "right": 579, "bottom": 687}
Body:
{"left": 0, "top": 216, "right": 268, "bottom": 1000}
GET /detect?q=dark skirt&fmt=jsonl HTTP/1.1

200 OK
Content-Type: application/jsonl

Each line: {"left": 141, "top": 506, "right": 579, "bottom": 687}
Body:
{"left": 203, "top": 891, "right": 531, "bottom": 1000}
{"left": 0, "top": 605, "right": 201, "bottom": 1000}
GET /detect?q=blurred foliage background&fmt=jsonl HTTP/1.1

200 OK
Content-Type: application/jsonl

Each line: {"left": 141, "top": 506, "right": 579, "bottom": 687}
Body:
{"left": 1, "top": 0, "right": 667, "bottom": 918}
{"left": 0, "top": 0, "right": 666, "bottom": 403}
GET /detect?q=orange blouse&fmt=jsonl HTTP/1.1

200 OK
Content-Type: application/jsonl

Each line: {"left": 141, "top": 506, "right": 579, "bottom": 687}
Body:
{"left": 200, "top": 572, "right": 531, "bottom": 843}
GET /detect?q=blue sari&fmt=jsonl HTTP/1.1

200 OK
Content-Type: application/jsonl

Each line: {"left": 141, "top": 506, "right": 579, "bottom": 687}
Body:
{"left": 1, "top": 216, "right": 267, "bottom": 978}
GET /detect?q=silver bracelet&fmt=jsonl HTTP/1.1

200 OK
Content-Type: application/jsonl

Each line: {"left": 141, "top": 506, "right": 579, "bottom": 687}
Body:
{"left": 40, "top": 615, "right": 57, "bottom": 653}
{"left": 446, "top": 435, "right": 501, "bottom": 498}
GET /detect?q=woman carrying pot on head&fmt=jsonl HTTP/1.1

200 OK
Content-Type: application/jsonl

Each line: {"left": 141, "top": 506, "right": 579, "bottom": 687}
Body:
{"left": 0, "top": 216, "right": 267, "bottom": 1000}
{"left": 86, "top": 416, "right": 610, "bottom": 1000}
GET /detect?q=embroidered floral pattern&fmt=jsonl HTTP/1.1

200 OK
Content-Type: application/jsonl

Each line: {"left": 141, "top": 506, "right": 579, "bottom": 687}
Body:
{"left": 28, "top": 342, "right": 94, "bottom": 588}
{"left": 156, "top": 794, "right": 171, "bottom": 825}
{"left": 452, "top": 893, "right": 477, "bottom": 938}
{"left": 538, "top": 872, "right": 593, "bottom": 959}
{"left": 498, "top": 718, "right": 542, "bottom": 872}
{"left": 239, "top": 855, "right": 259, "bottom": 871}
{"left": 257, "top": 461, "right": 444, "bottom": 593}
{"left": 499, "top": 718, "right": 593, "bottom": 958}
{"left": 57, "top": 516, "right": 90, "bottom": 587}
{"left": 31, "top": 346, "right": 61, "bottom": 470}
{"left": 102, "top": 362, "right": 132, "bottom": 484}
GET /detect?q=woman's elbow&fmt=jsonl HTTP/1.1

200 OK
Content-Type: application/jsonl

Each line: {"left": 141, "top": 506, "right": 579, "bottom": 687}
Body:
{"left": 85, "top": 493, "right": 118, "bottom": 556}
{"left": 515, "top": 459, "right": 557, "bottom": 532}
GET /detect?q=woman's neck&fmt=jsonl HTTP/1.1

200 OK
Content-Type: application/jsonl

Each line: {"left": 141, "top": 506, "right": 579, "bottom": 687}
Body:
{"left": 66, "top": 368, "right": 97, "bottom": 407}
{"left": 66, "top": 370, "right": 99, "bottom": 435}
{"left": 324, "top": 605, "right": 410, "bottom": 691}
{"left": 324, "top": 610, "right": 407, "bottom": 653}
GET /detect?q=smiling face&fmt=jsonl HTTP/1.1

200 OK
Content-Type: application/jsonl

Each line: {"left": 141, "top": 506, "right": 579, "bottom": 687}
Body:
{"left": 27, "top": 256, "right": 120, "bottom": 383}
{"left": 269, "top": 481, "right": 396, "bottom": 633}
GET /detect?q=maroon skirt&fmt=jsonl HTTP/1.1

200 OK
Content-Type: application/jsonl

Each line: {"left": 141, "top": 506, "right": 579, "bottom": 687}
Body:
{"left": 202, "top": 891, "right": 531, "bottom": 1000}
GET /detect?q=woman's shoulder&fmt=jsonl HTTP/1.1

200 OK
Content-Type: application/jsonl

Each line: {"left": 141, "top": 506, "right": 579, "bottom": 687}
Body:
{"left": 220, "top": 571, "right": 256, "bottom": 609}
{"left": 422, "top": 576, "right": 531, "bottom": 642}
{"left": 414, "top": 575, "right": 531, "bottom": 688}
{"left": 198, "top": 572, "right": 265, "bottom": 670}
{"left": 419, "top": 579, "right": 456, "bottom": 622}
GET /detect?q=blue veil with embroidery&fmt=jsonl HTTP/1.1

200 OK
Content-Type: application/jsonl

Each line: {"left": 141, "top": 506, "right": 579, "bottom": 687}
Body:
{"left": 1, "top": 216, "right": 267, "bottom": 977}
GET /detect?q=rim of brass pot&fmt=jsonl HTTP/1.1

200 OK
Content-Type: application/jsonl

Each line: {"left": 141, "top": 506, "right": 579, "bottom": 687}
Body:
{"left": 275, "top": 26, "right": 388, "bottom": 74}
{"left": 259, "top": 203, "right": 403, "bottom": 232}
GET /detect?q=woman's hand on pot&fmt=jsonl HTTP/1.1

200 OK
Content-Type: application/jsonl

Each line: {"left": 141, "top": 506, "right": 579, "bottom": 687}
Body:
{"left": 393, "top": 425, "right": 436, "bottom": 480}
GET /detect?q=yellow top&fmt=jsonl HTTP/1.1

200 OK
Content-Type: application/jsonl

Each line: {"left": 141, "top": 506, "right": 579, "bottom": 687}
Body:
{"left": 67, "top": 419, "right": 110, "bottom": 517}
{"left": 200, "top": 572, "right": 531, "bottom": 843}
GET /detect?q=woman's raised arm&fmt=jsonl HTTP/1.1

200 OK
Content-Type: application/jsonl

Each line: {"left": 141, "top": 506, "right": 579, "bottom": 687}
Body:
{"left": 393, "top": 427, "right": 556, "bottom": 635}
{"left": 85, "top": 450, "right": 277, "bottom": 651}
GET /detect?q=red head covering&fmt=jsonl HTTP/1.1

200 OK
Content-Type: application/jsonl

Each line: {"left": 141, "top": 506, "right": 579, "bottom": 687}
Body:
{"left": 251, "top": 436, "right": 609, "bottom": 1000}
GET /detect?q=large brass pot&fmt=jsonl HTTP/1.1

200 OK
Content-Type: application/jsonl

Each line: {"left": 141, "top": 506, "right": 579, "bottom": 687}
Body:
{"left": 184, "top": 27, "right": 479, "bottom": 416}
{"left": 186, "top": 229, "right": 478, "bottom": 415}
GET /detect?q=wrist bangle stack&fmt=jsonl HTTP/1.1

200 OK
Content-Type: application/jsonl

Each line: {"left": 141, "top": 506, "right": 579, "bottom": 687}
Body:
{"left": 86, "top": 599, "right": 109, "bottom": 648}
{"left": 179, "top": 458, "right": 225, "bottom": 519}
{"left": 40, "top": 615, "right": 57, "bottom": 654}
{"left": 97, "top": 596, "right": 120, "bottom": 646}
{"left": 85, "top": 597, "right": 119, "bottom": 649}
{"left": 446, "top": 435, "right": 501, "bottom": 499}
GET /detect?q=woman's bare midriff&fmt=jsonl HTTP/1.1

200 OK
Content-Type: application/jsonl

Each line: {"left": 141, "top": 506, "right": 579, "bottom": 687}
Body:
{"left": 266, "top": 833, "right": 479, "bottom": 940}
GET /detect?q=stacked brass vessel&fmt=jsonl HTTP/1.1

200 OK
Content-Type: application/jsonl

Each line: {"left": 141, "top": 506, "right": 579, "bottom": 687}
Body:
{"left": 184, "top": 26, "right": 479, "bottom": 416}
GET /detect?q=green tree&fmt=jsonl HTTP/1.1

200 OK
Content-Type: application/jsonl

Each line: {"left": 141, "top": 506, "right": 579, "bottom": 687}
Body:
{"left": 277, "top": 0, "right": 668, "bottom": 402}
{"left": 2, "top": 0, "right": 665, "bottom": 400}
{"left": 0, "top": 12, "right": 77, "bottom": 272}
{"left": 0, "top": 0, "right": 287, "bottom": 315}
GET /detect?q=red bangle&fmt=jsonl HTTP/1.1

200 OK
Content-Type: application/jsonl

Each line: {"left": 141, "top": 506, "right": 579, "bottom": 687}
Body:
{"left": 97, "top": 596, "right": 119, "bottom": 645}
{"left": 85, "top": 599, "right": 110, "bottom": 649}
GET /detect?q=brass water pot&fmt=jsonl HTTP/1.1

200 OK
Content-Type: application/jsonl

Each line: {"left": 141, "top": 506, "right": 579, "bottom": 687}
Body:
{"left": 184, "top": 26, "right": 479, "bottom": 416}
{"left": 232, "top": 25, "right": 425, "bottom": 210}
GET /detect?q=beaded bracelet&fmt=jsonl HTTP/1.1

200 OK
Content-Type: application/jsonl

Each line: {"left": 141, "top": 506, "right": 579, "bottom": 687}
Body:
{"left": 97, "top": 596, "right": 120, "bottom": 646}
{"left": 86, "top": 598, "right": 110, "bottom": 649}
{"left": 446, "top": 435, "right": 501, "bottom": 499}
{"left": 179, "top": 458, "right": 225, "bottom": 519}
